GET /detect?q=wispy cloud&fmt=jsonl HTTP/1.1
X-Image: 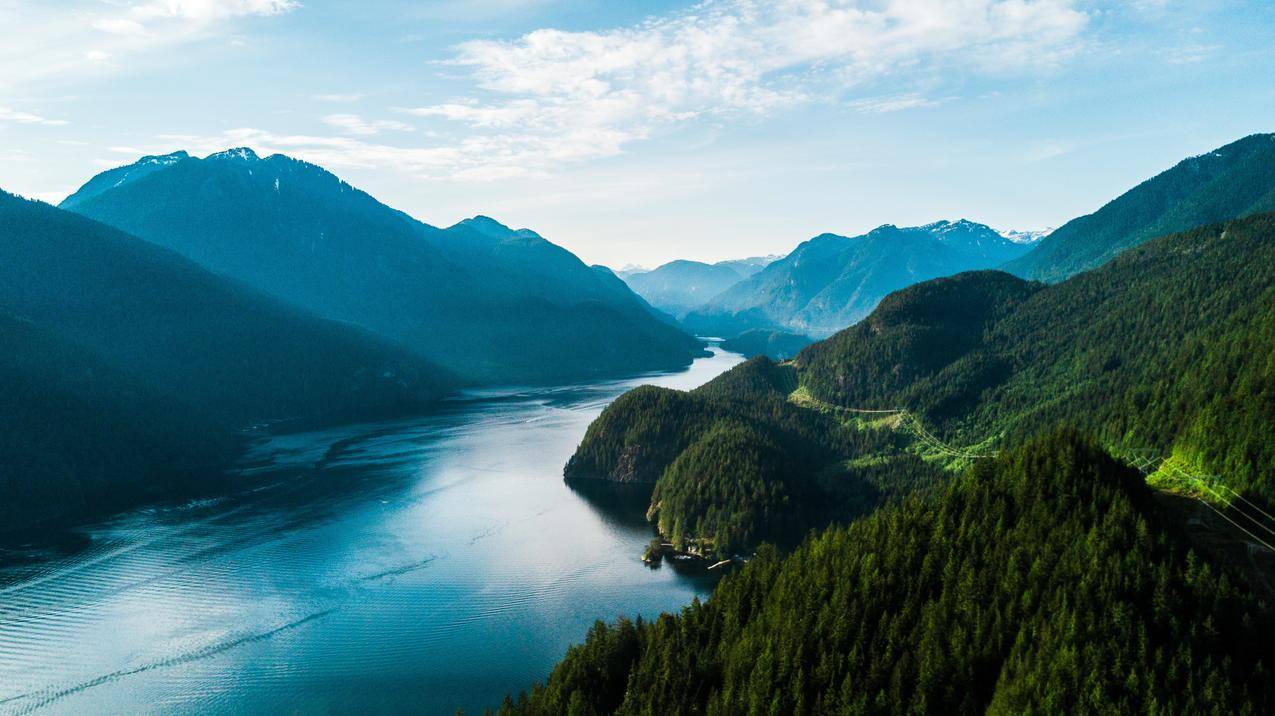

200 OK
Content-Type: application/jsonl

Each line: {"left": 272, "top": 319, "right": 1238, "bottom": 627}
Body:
{"left": 1162, "top": 42, "right": 1220, "bottom": 65}
{"left": 845, "top": 94, "right": 956, "bottom": 114}
{"left": 0, "top": 0, "right": 300, "bottom": 91}
{"left": 93, "top": 0, "right": 298, "bottom": 36}
{"left": 390, "top": 0, "right": 1088, "bottom": 178}
{"left": 314, "top": 93, "right": 366, "bottom": 103}
{"left": 322, "top": 114, "right": 415, "bottom": 136}
{"left": 97, "top": 1, "right": 1093, "bottom": 182}
{"left": 0, "top": 106, "right": 68, "bottom": 126}
{"left": 145, "top": 127, "right": 565, "bottom": 181}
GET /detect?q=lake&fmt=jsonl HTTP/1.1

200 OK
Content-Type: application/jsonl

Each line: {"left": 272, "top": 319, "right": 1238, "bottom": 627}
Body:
{"left": 0, "top": 346, "right": 744, "bottom": 715}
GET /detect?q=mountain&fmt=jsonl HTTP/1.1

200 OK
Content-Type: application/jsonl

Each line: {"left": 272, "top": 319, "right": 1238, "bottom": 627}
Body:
{"left": 999, "top": 227, "right": 1053, "bottom": 244}
{"left": 60, "top": 150, "right": 190, "bottom": 204}
{"left": 61, "top": 149, "right": 704, "bottom": 384}
{"left": 621, "top": 259, "right": 750, "bottom": 318}
{"left": 683, "top": 219, "right": 1035, "bottom": 338}
{"left": 798, "top": 212, "right": 1275, "bottom": 503}
{"left": 620, "top": 254, "right": 782, "bottom": 319}
{"left": 719, "top": 329, "right": 814, "bottom": 360}
{"left": 0, "top": 191, "right": 452, "bottom": 429}
{"left": 566, "top": 212, "right": 1275, "bottom": 556}
{"left": 439, "top": 216, "right": 664, "bottom": 315}
{"left": 613, "top": 264, "right": 649, "bottom": 279}
{"left": 507, "top": 433, "right": 1275, "bottom": 714}
{"left": 714, "top": 254, "right": 781, "bottom": 278}
{"left": 0, "top": 312, "right": 238, "bottom": 532}
{"left": 0, "top": 190, "right": 463, "bottom": 532}
{"left": 1004, "top": 133, "right": 1275, "bottom": 281}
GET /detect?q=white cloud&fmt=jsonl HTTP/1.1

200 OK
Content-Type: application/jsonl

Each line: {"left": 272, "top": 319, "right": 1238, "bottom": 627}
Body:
{"left": 104, "top": 0, "right": 297, "bottom": 31}
{"left": 1025, "top": 139, "right": 1075, "bottom": 162}
{"left": 90, "top": 1, "right": 1093, "bottom": 183}
{"left": 1163, "top": 42, "right": 1219, "bottom": 65}
{"left": 314, "top": 93, "right": 366, "bottom": 103}
{"left": 143, "top": 127, "right": 570, "bottom": 181}
{"left": 22, "top": 188, "right": 75, "bottom": 204}
{"left": 91, "top": 0, "right": 296, "bottom": 37}
{"left": 0, "top": 107, "right": 68, "bottom": 126}
{"left": 0, "top": 0, "right": 300, "bottom": 92}
{"left": 845, "top": 94, "right": 955, "bottom": 114}
{"left": 395, "top": 0, "right": 1088, "bottom": 177}
{"left": 321, "top": 114, "right": 414, "bottom": 136}
{"left": 93, "top": 18, "right": 148, "bottom": 36}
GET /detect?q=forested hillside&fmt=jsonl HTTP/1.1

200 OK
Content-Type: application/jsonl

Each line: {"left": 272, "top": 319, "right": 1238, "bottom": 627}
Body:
{"left": 567, "top": 212, "right": 1274, "bottom": 557}
{"left": 1004, "top": 133, "right": 1275, "bottom": 281}
{"left": 0, "top": 191, "right": 452, "bottom": 427}
{"left": 0, "top": 313, "right": 237, "bottom": 531}
{"left": 566, "top": 358, "right": 941, "bottom": 556}
{"left": 62, "top": 150, "right": 703, "bottom": 384}
{"left": 798, "top": 212, "right": 1275, "bottom": 504}
{"left": 509, "top": 433, "right": 1275, "bottom": 715}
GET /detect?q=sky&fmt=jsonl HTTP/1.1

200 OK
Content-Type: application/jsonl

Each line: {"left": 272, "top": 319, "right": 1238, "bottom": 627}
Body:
{"left": 1, "top": 1, "right": 1273, "bottom": 267}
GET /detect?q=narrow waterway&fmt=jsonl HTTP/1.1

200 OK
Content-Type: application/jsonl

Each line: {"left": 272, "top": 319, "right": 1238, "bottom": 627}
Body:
{"left": 0, "top": 347, "right": 743, "bottom": 715}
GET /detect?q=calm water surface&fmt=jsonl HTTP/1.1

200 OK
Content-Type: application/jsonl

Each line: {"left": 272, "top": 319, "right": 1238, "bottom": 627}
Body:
{"left": 0, "top": 347, "right": 743, "bottom": 715}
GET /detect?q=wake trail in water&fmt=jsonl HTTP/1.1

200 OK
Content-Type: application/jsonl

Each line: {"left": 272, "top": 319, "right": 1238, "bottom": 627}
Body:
{"left": 0, "top": 609, "right": 337, "bottom": 715}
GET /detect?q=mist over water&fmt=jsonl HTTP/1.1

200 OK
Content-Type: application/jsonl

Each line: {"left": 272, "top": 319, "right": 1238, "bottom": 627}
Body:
{"left": 0, "top": 347, "right": 743, "bottom": 715}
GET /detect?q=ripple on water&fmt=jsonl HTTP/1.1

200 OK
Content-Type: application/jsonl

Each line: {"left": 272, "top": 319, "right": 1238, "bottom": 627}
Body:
{"left": 0, "top": 347, "right": 742, "bottom": 715}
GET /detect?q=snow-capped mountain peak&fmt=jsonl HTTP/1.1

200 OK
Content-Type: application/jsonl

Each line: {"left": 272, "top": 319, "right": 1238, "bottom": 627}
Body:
{"left": 997, "top": 228, "right": 1054, "bottom": 244}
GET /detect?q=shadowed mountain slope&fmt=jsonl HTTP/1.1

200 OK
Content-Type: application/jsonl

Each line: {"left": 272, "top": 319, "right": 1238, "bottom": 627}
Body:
{"left": 62, "top": 149, "right": 704, "bottom": 384}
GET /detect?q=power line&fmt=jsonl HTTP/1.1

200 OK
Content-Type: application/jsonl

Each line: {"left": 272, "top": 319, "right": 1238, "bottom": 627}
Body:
{"left": 818, "top": 400, "right": 996, "bottom": 460}
{"left": 1164, "top": 465, "right": 1275, "bottom": 541}
{"left": 1194, "top": 496, "right": 1275, "bottom": 553}
{"left": 1214, "top": 481, "right": 1275, "bottom": 527}
{"left": 820, "top": 395, "right": 1273, "bottom": 551}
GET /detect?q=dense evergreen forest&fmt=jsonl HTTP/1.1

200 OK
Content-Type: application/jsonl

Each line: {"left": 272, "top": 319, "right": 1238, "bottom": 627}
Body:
{"left": 531, "top": 208, "right": 1275, "bottom": 714}
{"left": 798, "top": 212, "right": 1275, "bottom": 504}
{"left": 506, "top": 433, "right": 1275, "bottom": 715}
{"left": 569, "top": 213, "right": 1274, "bottom": 558}
{"left": 0, "top": 313, "right": 237, "bottom": 530}
{"left": 566, "top": 357, "right": 941, "bottom": 556}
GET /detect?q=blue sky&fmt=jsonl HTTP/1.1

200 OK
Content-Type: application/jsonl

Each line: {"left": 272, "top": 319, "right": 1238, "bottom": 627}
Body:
{"left": 1, "top": 0, "right": 1273, "bottom": 267}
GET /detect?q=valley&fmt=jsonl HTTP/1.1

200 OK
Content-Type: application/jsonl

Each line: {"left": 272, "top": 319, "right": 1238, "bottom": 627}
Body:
{"left": 2, "top": 126, "right": 1272, "bottom": 715}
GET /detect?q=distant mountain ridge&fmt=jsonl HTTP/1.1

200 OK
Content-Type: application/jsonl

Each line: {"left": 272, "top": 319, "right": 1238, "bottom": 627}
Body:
{"left": 62, "top": 148, "right": 704, "bottom": 384}
{"left": 683, "top": 219, "right": 1035, "bottom": 338}
{"left": 1004, "top": 133, "right": 1275, "bottom": 281}
{"left": 719, "top": 329, "right": 814, "bottom": 360}
{"left": 715, "top": 255, "right": 781, "bottom": 278}
{"left": 621, "top": 260, "right": 752, "bottom": 318}
{"left": 619, "top": 254, "right": 781, "bottom": 318}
